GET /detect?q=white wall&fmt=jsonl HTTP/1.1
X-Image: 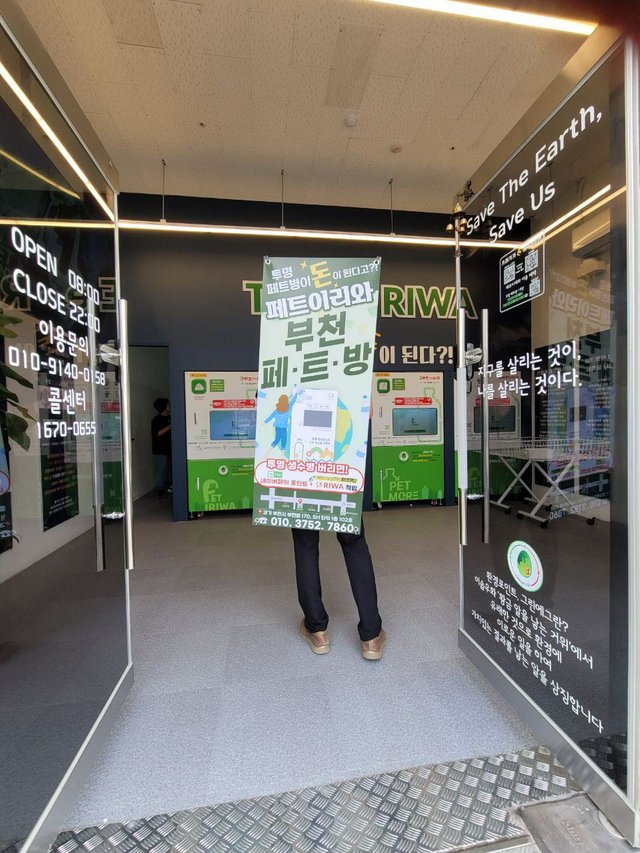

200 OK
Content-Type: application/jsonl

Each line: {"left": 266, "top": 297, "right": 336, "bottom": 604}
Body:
{"left": 129, "top": 346, "right": 170, "bottom": 499}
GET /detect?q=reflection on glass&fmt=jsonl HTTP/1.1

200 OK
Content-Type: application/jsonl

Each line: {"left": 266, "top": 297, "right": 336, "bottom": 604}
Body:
{"left": 463, "top": 48, "right": 628, "bottom": 793}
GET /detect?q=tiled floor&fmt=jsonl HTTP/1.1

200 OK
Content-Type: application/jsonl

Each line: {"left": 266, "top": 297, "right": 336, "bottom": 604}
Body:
{"left": 65, "top": 498, "right": 535, "bottom": 829}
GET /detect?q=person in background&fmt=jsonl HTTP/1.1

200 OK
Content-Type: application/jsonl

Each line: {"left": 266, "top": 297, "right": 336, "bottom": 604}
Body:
{"left": 151, "top": 397, "right": 172, "bottom": 497}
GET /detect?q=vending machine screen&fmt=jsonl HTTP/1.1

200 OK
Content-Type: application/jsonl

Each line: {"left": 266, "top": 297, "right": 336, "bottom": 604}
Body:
{"left": 210, "top": 410, "right": 257, "bottom": 440}
{"left": 392, "top": 407, "right": 438, "bottom": 436}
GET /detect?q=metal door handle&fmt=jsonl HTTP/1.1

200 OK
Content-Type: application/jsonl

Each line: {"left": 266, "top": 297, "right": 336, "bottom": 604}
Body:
{"left": 481, "top": 308, "right": 490, "bottom": 544}
{"left": 88, "top": 304, "right": 105, "bottom": 571}
{"left": 119, "top": 299, "right": 135, "bottom": 571}
{"left": 456, "top": 307, "right": 468, "bottom": 545}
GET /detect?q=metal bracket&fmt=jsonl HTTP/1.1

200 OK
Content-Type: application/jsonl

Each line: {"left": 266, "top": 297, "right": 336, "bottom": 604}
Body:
{"left": 99, "top": 342, "right": 120, "bottom": 366}
{"left": 465, "top": 346, "right": 483, "bottom": 366}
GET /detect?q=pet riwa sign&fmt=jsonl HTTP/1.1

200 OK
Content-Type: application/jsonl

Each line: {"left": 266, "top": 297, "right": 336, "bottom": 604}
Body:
{"left": 253, "top": 257, "right": 380, "bottom": 533}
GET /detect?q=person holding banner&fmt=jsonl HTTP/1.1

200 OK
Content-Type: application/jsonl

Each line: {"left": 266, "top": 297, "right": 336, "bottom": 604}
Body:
{"left": 293, "top": 523, "right": 386, "bottom": 660}
{"left": 253, "top": 255, "right": 385, "bottom": 659}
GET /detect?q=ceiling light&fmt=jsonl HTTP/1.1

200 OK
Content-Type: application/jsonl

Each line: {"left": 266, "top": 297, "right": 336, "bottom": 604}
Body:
{"left": 118, "top": 219, "right": 520, "bottom": 249}
{"left": 0, "top": 59, "right": 115, "bottom": 221}
{"left": 367, "top": 0, "right": 597, "bottom": 35}
{"left": 0, "top": 218, "right": 112, "bottom": 228}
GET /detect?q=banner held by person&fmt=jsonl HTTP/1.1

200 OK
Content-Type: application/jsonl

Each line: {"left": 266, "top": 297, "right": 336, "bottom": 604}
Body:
{"left": 253, "top": 256, "right": 381, "bottom": 534}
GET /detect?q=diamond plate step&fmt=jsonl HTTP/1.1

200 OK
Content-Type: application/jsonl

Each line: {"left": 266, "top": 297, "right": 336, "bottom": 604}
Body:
{"left": 50, "top": 745, "right": 576, "bottom": 853}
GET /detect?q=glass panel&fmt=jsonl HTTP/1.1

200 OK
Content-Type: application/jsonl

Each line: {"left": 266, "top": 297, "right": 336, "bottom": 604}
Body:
{"left": 462, "top": 47, "right": 628, "bottom": 793}
{"left": 0, "top": 31, "right": 127, "bottom": 847}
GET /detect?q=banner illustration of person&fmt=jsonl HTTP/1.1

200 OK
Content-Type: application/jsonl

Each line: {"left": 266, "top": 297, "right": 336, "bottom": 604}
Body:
{"left": 265, "top": 389, "right": 299, "bottom": 451}
{"left": 253, "top": 257, "right": 381, "bottom": 534}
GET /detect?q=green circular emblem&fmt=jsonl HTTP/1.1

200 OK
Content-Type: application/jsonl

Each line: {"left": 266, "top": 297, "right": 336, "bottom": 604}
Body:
{"left": 507, "top": 540, "right": 543, "bottom": 591}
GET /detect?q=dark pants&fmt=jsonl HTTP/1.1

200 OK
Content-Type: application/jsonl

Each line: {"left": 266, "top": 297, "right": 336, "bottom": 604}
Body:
{"left": 153, "top": 454, "right": 172, "bottom": 490}
{"left": 291, "top": 522, "right": 382, "bottom": 641}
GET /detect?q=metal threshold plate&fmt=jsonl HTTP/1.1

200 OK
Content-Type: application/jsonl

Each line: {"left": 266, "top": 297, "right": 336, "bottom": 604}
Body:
{"left": 50, "top": 745, "right": 580, "bottom": 853}
{"left": 519, "top": 793, "right": 633, "bottom": 852}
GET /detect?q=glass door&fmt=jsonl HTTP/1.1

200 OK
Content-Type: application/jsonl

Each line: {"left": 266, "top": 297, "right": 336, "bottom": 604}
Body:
{"left": 458, "top": 44, "right": 632, "bottom": 833}
{"left": 0, "top": 24, "right": 130, "bottom": 850}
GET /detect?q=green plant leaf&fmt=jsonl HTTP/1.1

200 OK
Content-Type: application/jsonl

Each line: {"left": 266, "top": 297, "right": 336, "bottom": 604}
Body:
{"left": 0, "top": 326, "right": 18, "bottom": 338}
{"left": 3, "top": 412, "right": 30, "bottom": 451}
{"left": 9, "top": 401, "right": 34, "bottom": 421}
{"left": 0, "top": 385, "right": 19, "bottom": 404}
{"left": 0, "top": 314, "right": 22, "bottom": 327}
{"left": 0, "top": 363, "right": 33, "bottom": 387}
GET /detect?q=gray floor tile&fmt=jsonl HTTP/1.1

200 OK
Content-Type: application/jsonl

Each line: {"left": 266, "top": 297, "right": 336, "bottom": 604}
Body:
{"left": 65, "top": 498, "right": 535, "bottom": 830}
{"left": 66, "top": 687, "right": 221, "bottom": 828}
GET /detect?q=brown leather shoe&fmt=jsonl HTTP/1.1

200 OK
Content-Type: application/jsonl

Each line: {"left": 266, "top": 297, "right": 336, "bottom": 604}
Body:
{"left": 300, "top": 621, "right": 330, "bottom": 655}
{"left": 361, "top": 629, "right": 387, "bottom": 661}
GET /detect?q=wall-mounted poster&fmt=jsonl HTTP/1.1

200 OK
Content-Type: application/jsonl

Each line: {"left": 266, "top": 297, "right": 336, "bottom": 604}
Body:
{"left": 185, "top": 371, "right": 258, "bottom": 512}
{"left": 372, "top": 371, "right": 444, "bottom": 503}
{"left": 253, "top": 257, "right": 381, "bottom": 533}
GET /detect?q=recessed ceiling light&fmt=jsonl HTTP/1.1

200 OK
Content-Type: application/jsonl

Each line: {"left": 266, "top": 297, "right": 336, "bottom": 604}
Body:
{"left": 367, "top": 0, "right": 597, "bottom": 35}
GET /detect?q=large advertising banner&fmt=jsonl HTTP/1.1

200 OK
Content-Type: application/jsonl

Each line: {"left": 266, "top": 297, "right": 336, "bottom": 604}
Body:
{"left": 185, "top": 371, "right": 258, "bottom": 512}
{"left": 253, "top": 257, "right": 380, "bottom": 533}
{"left": 372, "top": 372, "right": 444, "bottom": 503}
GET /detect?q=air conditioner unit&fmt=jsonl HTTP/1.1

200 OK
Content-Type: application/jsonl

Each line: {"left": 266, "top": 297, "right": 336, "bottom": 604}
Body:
{"left": 571, "top": 209, "right": 610, "bottom": 257}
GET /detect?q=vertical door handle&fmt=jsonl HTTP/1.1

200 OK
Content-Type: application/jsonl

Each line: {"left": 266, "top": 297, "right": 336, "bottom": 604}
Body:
{"left": 481, "top": 308, "right": 490, "bottom": 544}
{"left": 457, "top": 307, "right": 468, "bottom": 545}
{"left": 88, "top": 302, "right": 106, "bottom": 571}
{"left": 118, "top": 298, "right": 135, "bottom": 571}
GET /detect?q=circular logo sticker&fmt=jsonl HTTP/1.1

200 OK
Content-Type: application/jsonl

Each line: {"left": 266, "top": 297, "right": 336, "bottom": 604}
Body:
{"left": 399, "top": 451, "right": 409, "bottom": 462}
{"left": 507, "top": 540, "right": 543, "bottom": 591}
